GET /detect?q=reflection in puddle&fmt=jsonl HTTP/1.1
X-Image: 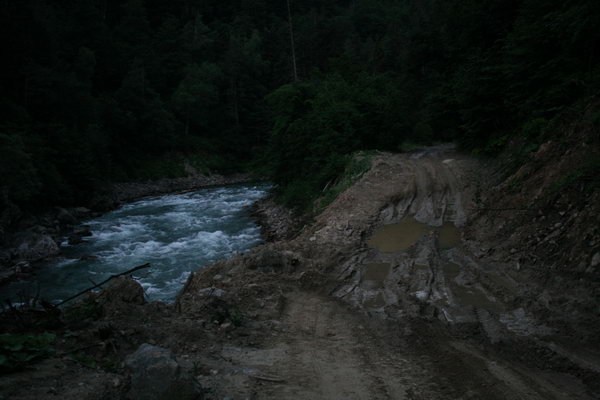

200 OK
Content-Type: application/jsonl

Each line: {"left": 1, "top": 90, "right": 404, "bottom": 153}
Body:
{"left": 363, "top": 263, "right": 391, "bottom": 288}
{"left": 438, "top": 223, "right": 461, "bottom": 249}
{"left": 367, "top": 217, "right": 460, "bottom": 252}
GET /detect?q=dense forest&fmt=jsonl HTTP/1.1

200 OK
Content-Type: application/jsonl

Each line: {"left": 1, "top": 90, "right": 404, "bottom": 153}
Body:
{"left": 1, "top": 0, "right": 599, "bottom": 214}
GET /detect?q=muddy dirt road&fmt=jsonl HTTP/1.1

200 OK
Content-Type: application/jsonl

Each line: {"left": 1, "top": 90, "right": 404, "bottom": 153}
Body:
{"left": 182, "top": 145, "right": 597, "bottom": 399}
{"left": 204, "top": 289, "right": 593, "bottom": 400}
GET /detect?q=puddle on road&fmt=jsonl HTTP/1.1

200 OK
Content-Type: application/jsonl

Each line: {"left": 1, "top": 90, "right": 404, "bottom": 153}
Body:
{"left": 367, "top": 217, "right": 460, "bottom": 252}
{"left": 438, "top": 223, "right": 461, "bottom": 249}
{"left": 363, "top": 263, "right": 391, "bottom": 288}
{"left": 444, "top": 262, "right": 503, "bottom": 313}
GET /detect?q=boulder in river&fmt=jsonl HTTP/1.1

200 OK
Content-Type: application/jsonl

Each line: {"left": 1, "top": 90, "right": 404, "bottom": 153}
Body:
{"left": 68, "top": 234, "right": 85, "bottom": 245}
{"left": 68, "top": 225, "right": 93, "bottom": 245}
{"left": 71, "top": 207, "right": 92, "bottom": 218}
{"left": 56, "top": 207, "right": 78, "bottom": 226}
{"left": 125, "top": 344, "right": 201, "bottom": 400}
{"left": 13, "top": 232, "right": 60, "bottom": 261}
{"left": 73, "top": 225, "right": 93, "bottom": 237}
{"left": 102, "top": 276, "right": 146, "bottom": 305}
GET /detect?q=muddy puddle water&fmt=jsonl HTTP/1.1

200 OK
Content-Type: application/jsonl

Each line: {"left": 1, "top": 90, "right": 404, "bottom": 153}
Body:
{"left": 363, "top": 263, "right": 391, "bottom": 288}
{"left": 367, "top": 217, "right": 460, "bottom": 252}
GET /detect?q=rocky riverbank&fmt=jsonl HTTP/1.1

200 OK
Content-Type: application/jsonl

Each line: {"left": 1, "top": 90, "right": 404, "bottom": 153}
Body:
{"left": 109, "top": 173, "right": 257, "bottom": 205}
{"left": 250, "top": 196, "right": 301, "bottom": 242}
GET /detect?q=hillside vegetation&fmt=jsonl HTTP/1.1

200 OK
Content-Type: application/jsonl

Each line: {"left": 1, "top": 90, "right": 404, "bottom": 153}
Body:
{"left": 1, "top": 0, "right": 599, "bottom": 215}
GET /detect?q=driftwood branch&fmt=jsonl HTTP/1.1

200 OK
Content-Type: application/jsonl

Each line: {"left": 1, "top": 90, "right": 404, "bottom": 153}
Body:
{"left": 55, "top": 263, "right": 150, "bottom": 307}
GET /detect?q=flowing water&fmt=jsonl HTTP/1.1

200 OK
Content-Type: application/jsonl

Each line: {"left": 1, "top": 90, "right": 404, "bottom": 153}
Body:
{"left": 5, "top": 183, "right": 270, "bottom": 303}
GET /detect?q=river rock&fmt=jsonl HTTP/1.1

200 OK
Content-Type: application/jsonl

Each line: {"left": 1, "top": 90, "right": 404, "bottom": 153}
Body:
{"left": 75, "top": 225, "right": 92, "bottom": 236}
{"left": 102, "top": 276, "right": 146, "bottom": 305}
{"left": 56, "top": 208, "right": 78, "bottom": 226}
{"left": 125, "top": 344, "right": 200, "bottom": 400}
{"left": 244, "top": 247, "right": 302, "bottom": 272}
{"left": 68, "top": 234, "right": 85, "bottom": 245}
{"left": 14, "top": 232, "right": 60, "bottom": 261}
{"left": 71, "top": 207, "right": 92, "bottom": 218}
{"left": 69, "top": 225, "right": 93, "bottom": 245}
{"left": 197, "top": 287, "right": 226, "bottom": 298}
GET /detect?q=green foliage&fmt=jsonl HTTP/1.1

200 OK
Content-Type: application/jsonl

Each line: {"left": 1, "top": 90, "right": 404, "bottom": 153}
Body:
{"left": 171, "top": 63, "right": 224, "bottom": 136}
{"left": 228, "top": 307, "right": 244, "bottom": 327}
{"left": 0, "top": 131, "right": 40, "bottom": 205}
{"left": 210, "top": 303, "right": 244, "bottom": 327}
{"left": 0, "top": 332, "right": 56, "bottom": 373}
{"left": 1, "top": 0, "right": 598, "bottom": 215}
{"left": 398, "top": 141, "right": 424, "bottom": 153}
{"left": 315, "top": 151, "right": 374, "bottom": 212}
{"left": 264, "top": 73, "right": 409, "bottom": 210}
{"left": 63, "top": 298, "right": 102, "bottom": 325}
{"left": 521, "top": 118, "right": 549, "bottom": 141}
{"left": 550, "top": 155, "right": 600, "bottom": 195}
{"left": 71, "top": 351, "right": 97, "bottom": 369}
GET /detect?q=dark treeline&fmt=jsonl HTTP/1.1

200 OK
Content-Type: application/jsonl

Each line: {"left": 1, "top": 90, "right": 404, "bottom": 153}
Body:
{"left": 1, "top": 0, "right": 599, "bottom": 214}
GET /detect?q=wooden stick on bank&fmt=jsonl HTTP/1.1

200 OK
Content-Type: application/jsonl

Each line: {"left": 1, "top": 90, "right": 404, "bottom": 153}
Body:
{"left": 55, "top": 263, "right": 151, "bottom": 307}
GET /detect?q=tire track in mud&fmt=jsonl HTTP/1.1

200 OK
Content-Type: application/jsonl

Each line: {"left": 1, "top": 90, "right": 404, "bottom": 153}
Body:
{"left": 250, "top": 291, "right": 550, "bottom": 400}
{"left": 261, "top": 291, "right": 543, "bottom": 400}
{"left": 255, "top": 292, "right": 416, "bottom": 400}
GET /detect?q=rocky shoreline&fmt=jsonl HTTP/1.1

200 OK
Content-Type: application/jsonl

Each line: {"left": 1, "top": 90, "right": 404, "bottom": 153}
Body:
{"left": 108, "top": 173, "right": 258, "bottom": 205}
{"left": 0, "top": 173, "right": 260, "bottom": 288}
{"left": 250, "top": 196, "right": 301, "bottom": 242}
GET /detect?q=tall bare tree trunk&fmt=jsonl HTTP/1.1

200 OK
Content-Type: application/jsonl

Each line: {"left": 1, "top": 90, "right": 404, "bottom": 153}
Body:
{"left": 287, "top": 0, "right": 298, "bottom": 82}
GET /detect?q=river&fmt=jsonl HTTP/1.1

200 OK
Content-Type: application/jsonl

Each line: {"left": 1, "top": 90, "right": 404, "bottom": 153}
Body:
{"left": 5, "top": 183, "right": 270, "bottom": 303}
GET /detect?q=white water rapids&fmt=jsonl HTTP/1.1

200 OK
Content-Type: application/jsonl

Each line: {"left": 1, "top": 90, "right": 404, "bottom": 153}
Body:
{"left": 5, "top": 183, "right": 270, "bottom": 303}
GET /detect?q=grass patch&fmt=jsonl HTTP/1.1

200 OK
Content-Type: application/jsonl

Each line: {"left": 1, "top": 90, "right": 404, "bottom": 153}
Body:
{"left": 0, "top": 332, "right": 56, "bottom": 373}
{"left": 63, "top": 298, "right": 103, "bottom": 326}
{"left": 314, "top": 151, "right": 374, "bottom": 212}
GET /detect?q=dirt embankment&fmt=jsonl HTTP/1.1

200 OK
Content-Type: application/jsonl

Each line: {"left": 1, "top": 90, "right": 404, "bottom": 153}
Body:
{"left": 2, "top": 139, "right": 599, "bottom": 399}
